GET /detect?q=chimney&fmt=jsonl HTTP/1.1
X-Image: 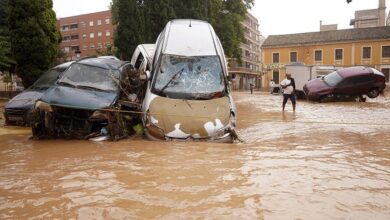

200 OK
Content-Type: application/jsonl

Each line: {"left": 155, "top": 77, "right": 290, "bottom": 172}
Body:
{"left": 379, "top": 0, "right": 386, "bottom": 26}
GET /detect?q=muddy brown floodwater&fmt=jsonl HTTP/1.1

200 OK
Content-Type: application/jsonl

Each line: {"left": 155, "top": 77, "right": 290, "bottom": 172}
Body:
{"left": 0, "top": 92, "right": 390, "bottom": 219}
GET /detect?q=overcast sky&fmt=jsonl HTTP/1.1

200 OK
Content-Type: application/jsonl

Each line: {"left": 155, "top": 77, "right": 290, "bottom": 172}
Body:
{"left": 53, "top": 0, "right": 389, "bottom": 37}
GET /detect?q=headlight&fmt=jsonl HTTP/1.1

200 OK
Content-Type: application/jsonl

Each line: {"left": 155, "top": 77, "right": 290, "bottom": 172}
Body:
{"left": 35, "top": 101, "right": 53, "bottom": 112}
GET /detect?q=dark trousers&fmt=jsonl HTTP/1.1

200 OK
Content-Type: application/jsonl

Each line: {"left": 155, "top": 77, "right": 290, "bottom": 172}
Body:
{"left": 283, "top": 94, "right": 296, "bottom": 106}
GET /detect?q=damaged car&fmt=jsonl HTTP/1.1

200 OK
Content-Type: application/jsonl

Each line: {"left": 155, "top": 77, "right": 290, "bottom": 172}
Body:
{"left": 31, "top": 57, "right": 147, "bottom": 140}
{"left": 304, "top": 66, "right": 386, "bottom": 102}
{"left": 4, "top": 61, "right": 73, "bottom": 125}
{"left": 142, "top": 19, "right": 237, "bottom": 143}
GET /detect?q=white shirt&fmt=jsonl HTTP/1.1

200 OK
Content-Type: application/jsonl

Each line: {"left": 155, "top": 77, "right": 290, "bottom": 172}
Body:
{"left": 281, "top": 79, "right": 293, "bottom": 94}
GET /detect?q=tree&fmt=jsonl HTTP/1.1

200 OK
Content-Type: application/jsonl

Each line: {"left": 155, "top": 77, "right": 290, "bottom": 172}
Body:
{"left": 142, "top": 0, "right": 176, "bottom": 42}
{"left": 112, "top": 0, "right": 144, "bottom": 60}
{"left": 8, "top": 0, "right": 61, "bottom": 88}
{"left": 96, "top": 44, "right": 118, "bottom": 57}
{"left": 0, "top": 0, "right": 15, "bottom": 72}
{"left": 111, "top": 0, "right": 254, "bottom": 61}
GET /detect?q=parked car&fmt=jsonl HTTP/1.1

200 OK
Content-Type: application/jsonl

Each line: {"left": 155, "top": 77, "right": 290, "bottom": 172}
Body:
{"left": 4, "top": 61, "right": 73, "bottom": 125}
{"left": 303, "top": 66, "right": 386, "bottom": 102}
{"left": 141, "top": 19, "right": 237, "bottom": 143}
{"left": 31, "top": 57, "right": 144, "bottom": 140}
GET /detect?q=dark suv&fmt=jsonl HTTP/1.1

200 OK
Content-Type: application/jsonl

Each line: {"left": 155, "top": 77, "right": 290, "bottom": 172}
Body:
{"left": 304, "top": 66, "right": 386, "bottom": 102}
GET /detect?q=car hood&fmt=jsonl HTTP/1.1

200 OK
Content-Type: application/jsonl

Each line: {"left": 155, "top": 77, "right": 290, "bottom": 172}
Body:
{"left": 305, "top": 78, "right": 332, "bottom": 92}
{"left": 5, "top": 89, "right": 44, "bottom": 109}
{"left": 40, "top": 86, "right": 118, "bottom": 110}
{"left": 147, "top": 95, "right": 232, "bottom": 139}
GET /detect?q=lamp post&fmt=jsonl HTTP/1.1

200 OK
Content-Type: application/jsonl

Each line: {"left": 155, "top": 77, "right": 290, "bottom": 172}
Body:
{"left": 75, "top": 48, "right": 81, "bottom": 60}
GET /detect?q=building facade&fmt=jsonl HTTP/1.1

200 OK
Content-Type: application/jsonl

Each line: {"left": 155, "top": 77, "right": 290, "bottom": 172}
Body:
{"left": 57, "top": 10, "right": 114, "bottom": 60}
{"left": 229, "top": 12, "right": 264, "bottom": 91}
{"left": 350, "top": 0, "right": 386, "bottom": 28}
{"left": 262, "top": 26, "right": 390, "bottom": 87}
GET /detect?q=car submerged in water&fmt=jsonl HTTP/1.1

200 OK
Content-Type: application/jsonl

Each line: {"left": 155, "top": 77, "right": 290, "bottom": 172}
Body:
{"left": 303, "top": 66, "right": 386, "bottom": 102}
{"left": 141, "top": 19, "right": 237, "bottom": 143}
{"left": 31, "top": 57, "right": 146, "bottom": 140}
{"left": 4, "top": 61, "right": 73, "bottom": 125}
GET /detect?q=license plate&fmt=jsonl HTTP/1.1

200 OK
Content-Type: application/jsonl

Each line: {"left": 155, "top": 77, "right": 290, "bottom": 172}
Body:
{"left": 8, "top": 116, "right": 24, "bottom": 122}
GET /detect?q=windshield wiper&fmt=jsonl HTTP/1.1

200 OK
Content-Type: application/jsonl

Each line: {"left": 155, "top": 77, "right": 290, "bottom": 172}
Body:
{"left": 158, "top": 68, "right": 184, "bottom": 95}
{"left": 57, "top": 81, "right": 76, "bottom": 88}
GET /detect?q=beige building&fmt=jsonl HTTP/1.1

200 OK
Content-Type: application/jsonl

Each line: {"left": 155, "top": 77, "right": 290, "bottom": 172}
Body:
{"left": 350, "top": 0, "right": 386, "bottom": 28}
{"left": 229, "top": 12, "right": 264, "bottom": 90}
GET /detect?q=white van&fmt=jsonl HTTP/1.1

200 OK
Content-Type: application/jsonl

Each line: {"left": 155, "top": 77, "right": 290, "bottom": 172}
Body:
{"left": 142, "top": 20, "right": 236, "bottom": 142}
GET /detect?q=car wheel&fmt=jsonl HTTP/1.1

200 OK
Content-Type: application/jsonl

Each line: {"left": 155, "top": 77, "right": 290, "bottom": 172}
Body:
{"left": 366, "top": 88, "right": 379, "bottom": 99}
{"left": 319, "top": 94, "right": 334, "bottom": 103}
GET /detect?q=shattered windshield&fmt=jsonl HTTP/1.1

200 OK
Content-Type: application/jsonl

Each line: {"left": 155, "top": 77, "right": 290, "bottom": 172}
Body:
{"left": 153, "top": 55, "right": 226, "bottom": 99}
{"left": 31, "top": 69, "right": 62, "bottom": 90}
{"left": 323, "top": 71, "right": 343, "bottom": 87}
{"left": 58, "top": 63, "right": 119, "bottom": 92}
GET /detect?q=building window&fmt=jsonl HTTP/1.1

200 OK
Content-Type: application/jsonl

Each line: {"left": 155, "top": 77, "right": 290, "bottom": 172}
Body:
{"left": 105, "top": 18, "right": 110, "bottom": 24}
{"left": 89, "top": 21, "right": 94, "bottom": 26}
{"left": 80, "top": 22, "right": 86, "bottom": 28}
{"left": 82, "top": 33, "right": 86, "bottom": 39}
{"left": 290, "top": 52, "right": 297, "bottom": 63}
{"left": 335, "top": 49, "right": 343, "bottom": 60}
{"left": 63, "top": 47, "right": 70, "bottom": 53}
{"left": 382, "top": 46, "right": 390, "bottom": 58}
{"left": 315, "top": 50, "right": 322, "bottom": 61}
{"left": 97, "top": 43, "right": 103, "bottom": 49}
{"left": 70, "top": 24, "right": 78, "bottom": 29}
{"left": 71, "top": 46, "right": 79, "bottom": 51}
{"left": 272, "top": 53, "right": 279, "bottom": 63}
{"left": 106, "top": 31, "right": 111, "bottom": 36}
{"left": 362, "top": 47, "right": 371, "bottom": 59}
{"left": 97, "top": 20, "right": 102, "bottom": 25}
{"left": 82, "top": 44, "right": 87, "bottom": 50}
{"left": 71, "top": 35, "right": 79, "bottom": 40}
{"left": 90, "top": 44, "right": 95, "bottom": 49}
{"left": 90, "top": 33, "right": 94, "bottom": 38}
{"left": 62, "top": 35, "right": 71, "bottom": 41}
{"left": 61, "top": 25, "right": 69, "bottom": 31}
{"left": 98, "top": 32, "right": 102, "bottom": 37}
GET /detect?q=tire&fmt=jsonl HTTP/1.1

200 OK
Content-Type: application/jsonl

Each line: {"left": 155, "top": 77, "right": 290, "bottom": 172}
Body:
{"left": 366, "top": 88, "right": 379, "bottom": 99}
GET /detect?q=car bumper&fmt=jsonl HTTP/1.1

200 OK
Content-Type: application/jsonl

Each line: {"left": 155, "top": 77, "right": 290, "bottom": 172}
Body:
{"left": 4, "top": 108, "right": 31, "bottom": 125}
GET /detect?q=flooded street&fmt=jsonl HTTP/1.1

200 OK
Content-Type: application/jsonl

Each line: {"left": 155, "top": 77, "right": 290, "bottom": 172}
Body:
{"left": 0, "top": 92, "right": 390, "bottom": 219}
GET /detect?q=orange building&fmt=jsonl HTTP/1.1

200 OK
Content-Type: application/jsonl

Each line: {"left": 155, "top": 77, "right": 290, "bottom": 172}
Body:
{"left": 57, "top": 10, "right": 114, "bottom": 60}
{"left": 262, "top": 26, "right": 390, "bottom": 86}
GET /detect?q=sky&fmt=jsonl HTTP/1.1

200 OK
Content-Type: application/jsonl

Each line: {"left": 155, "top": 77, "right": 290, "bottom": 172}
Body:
{"left": 53, "top": 0, "right": 389, "bottom": 37}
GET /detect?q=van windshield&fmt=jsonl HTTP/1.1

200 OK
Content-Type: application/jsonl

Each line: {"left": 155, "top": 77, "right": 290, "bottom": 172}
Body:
{"left": 152, "top": 55, "right": 226, "bottom": 99}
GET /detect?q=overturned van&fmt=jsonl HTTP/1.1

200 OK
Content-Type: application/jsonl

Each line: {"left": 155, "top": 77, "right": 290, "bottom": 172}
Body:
{"left": 142, "top": 19, "right": 236, "bottom": 143}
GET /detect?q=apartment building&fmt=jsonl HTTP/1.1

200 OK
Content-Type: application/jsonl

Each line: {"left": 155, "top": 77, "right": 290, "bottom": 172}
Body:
{"left": 229, "top": 12, "right": 264, "bottom": 90}
{"left": 262, "top": 26, "right": 390, "bottom": 87}
{"left": 57, "top": 10, "right": 113, "bottom": 60}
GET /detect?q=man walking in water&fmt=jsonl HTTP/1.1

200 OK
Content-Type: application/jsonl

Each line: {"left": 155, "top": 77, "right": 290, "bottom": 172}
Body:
{"left": 280, "top": 73, "right": 296, "bottom": 111}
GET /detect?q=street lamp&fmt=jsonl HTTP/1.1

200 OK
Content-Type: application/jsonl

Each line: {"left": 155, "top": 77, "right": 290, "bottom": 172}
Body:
{"left": 75, "top": 48, "right": 81, "bottom": 60}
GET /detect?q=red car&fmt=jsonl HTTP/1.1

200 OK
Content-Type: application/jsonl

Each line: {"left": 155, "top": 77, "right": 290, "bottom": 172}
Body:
{"left": 304, "top": 66, "right": 386, "bottom": 102}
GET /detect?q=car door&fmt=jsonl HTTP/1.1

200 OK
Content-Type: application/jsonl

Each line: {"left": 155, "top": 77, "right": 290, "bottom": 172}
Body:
{"left": 335, "top": 77, "right": 355, "bottom": 95}
{"left": 350, "top": 75, "right": 374, "bottom": 94}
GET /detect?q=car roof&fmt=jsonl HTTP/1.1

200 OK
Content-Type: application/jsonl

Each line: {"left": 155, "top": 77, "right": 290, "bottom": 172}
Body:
{"left": 337, "top": 66, "right": 373, "bottom": 78}
{"left": 163, "top": 19, "right": 218, "bottom": 56}
{"left": 76, "top": 57, "right": 128, "bottom": 70}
